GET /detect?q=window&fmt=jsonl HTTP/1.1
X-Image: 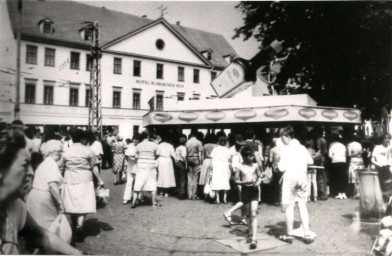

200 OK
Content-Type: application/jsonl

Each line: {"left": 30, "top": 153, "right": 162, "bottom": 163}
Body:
{"left": 193, "top": 69, "right": 200, "bottom": 83}
{"left": 211, "top": 71, "right": 217, "bottom": 81}
{"left": 86, "top": 54, "right": 93, "bottom": 71}
{"left": 133, "top": 126, "right": 139, "bottom": 136}
{"left": 114, "top": 58, "right": 122, "bottom": 74}
{"left": 177, "top": 92, "right": 185, "bottom": 101}
{"left": 85, "top": 88, "right": 91, "bottom": 107}
{"left": 43, "top": 22, "right": 52, "bottom": 34}
{"left": 113, "top": 91, "right": 121, "bottom": 108}
{"left": 156, "top": 64, "right": 164, "bottom": 79}
{"left": 25, "top": 83, "right": 35, "bottom": 103}
{"left": 70, "top": 52, "right": 80, "bottom": 70}
{"left": 69, "top": 88, "right": 79, "bottom": 106}
{"left": 207, "top": 51, "right": 212, "bottom": 60}
{"left": 26, "top": 45, "right": 37, "bottom": 64}
{"left": 133, "top": 60, "right": 141, "bottom": 77}
{"left": 44, "top": 48, "right": 55, "bottom": 67}
{"left": 132, "top": 92, "right": 140, "bottom": 109}
{"left": 84, "top": 30, "right": 92, "bottom": 41}
{"left": 156, "top": 94, "right": 163, "bottom": 110}
{"left": 192, "top": 93, "right": 200, "bottom": 100}
{"left": 178, "top": 67, "right": 184, "bottom": 82}
{"left": 43, "top": 86, "right": 53, "bottom": 105}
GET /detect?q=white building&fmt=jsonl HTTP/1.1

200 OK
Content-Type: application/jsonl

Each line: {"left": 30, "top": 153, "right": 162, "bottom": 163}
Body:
{"left": 0, "top": 0, "right": 238, "bottom": 137}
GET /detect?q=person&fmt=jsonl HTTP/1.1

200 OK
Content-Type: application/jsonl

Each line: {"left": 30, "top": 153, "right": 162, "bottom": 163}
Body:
{"left": 316, "top": 129, "right": 329, "bottom": 200}
{"left": 210, "top": 136, "right": 232, "bottom": 204}
{"left": 174, "top": 135, "right": 187, "bottom": 199}
{"left": 278, "top": 126, "right": 314, "bottom": 244}
{"left": 0, "top": 129, "right": 82, "bottom": 255}
{"left": 372, "top": 134, "right": 392, "bottom": 201}
{"left": 122, "top": 136, "right": 139, "bottom": 204}
{"left": 347, "top": 133, "right": 364, "bottom": 198}
{"left": 226, "top": 146, "right": 263, "bottom": 249}
{"left": 269, "top": 138, "right": 282, "bottom": 205}
{"left": 328, "top": 133, "right": 348, "bottom": 199}
{"left": 31, "top": 129, "right": 43, "bottom": 171}
{"left": 131, "top": 131, "right": 161, "bottom": 208}
{"left": 305, "top": 138, "right": 321, "bottom": 202}
{"left": 185, "top": 130, "right": 203, "bottom": 200}
{"left": 61, "top": 129, "right": 105, "bottom": 238}
{"left": 11, "top": 119, "right": 33, "bottom": 155}
{"left": 86, "top": 131, "right": 104, "bottom": 173}
{"left": 199, "top": 134, "right": 217, "bottom": 193}
{"left": 156, "top": 135, "right": 176, "bottom": 197}
{"left": 112, "top": 135, "right": 126, "bottom": 185}
{"left": 26, "top": 140, "right": 64, "bottom": 230}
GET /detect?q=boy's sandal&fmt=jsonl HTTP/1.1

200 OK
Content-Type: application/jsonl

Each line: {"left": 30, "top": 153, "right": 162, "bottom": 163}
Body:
{"left": 303, "top": 235, "right": 315, "bottom": 244}
{"left": 241, "top": 218, "right": 248, "bottom": 225}
{"left": 250, "top": 240, "right": 257, "bottom": 249}
{"left": 223, "top": 212, "right": 234, "bottom": 224}
{"left": 279, "top": 235, "right": 293, "bottom": 244}
{"left": 152, "top": 202, "right": 162, "bottom": 208}
{"left": 130, "top": 203, "right": 136, "bottom": 209}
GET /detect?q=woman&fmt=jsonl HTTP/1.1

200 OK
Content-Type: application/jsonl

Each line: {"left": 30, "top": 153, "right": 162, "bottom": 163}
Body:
{"left": 328, "top": 134, "right": 348, "bottom": 199}
{"left": 199, "top": 134, "right": 217, "bottom": 190}
{"left": 61, "top": 129, "right": 105, "bottom": 237}
{"left": 0, "top": 129, "right": 82, "bottom": 255}
{"left": 26, "top": 140, "right": 64, "bottom": 229}
{"left": 347, "top": 133, "right": 364, "bottom": 198}
{"left": 372, "top": 134, "right": 392, "bottom": 201}
{"left": 210, "top": 136, "right": 231, "bottom": 204}
{"left": 157, "top": 135, "right": 176, "bottom": 197}
{"left": 123, "top": 136, "right": 139, "bottom": 204}
{"left": 112, "top": 135, "right": 126, "bottom": 185}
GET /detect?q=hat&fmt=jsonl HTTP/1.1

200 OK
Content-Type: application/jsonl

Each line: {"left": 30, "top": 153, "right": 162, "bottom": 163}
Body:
{"left": 41, "top": 140, "right": 63, "bottom": 158}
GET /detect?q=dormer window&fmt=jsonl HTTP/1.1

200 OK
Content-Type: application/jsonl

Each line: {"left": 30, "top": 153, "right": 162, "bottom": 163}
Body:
{"left": 202, "top": 49, "right": 213, "bottom": 60}
{"left": 79, "top": 28, "right": 93, "bottom": 41}
{"left": 38, "top": 18, "right": 54, "bottom": 34}
{"left": 224, "top": 54, "right": 234, "bottom": 64}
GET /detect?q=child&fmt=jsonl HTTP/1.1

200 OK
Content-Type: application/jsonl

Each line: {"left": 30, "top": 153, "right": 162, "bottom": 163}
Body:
{"left": 224, "top": 146, "right": 263, "bottom": 249}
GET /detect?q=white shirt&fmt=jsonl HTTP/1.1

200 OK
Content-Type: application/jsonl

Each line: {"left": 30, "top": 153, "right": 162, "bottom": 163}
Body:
{"left": 372, "top": 145, "right": 389, "bottom": 167}
{"left": 328, "top": 142, "right": 347, "bottom": 163}
{"left": 90, "top": 140, "right": 103, "bottom": 164}
{"left": 278, "top": 139, "right": 313, "bottom": 179}
{"left": 347, "top": 141, "right": 363, "bottom": 158}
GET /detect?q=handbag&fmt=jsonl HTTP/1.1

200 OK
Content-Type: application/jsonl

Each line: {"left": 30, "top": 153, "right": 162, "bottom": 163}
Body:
{"left": 48, "top": 214, "right": 72, "bottom": 244}
{"left": 204, "top": 171, "right": 215, "bottom": 198}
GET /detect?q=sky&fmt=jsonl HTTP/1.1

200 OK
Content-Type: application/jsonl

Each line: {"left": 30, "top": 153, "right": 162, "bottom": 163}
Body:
{"left": 80, "top": 0, "right": 261, "bottom": 59}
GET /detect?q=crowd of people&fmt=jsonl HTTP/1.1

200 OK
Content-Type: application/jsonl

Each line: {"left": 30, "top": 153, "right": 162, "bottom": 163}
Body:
{"left": 2, "top": 118, "right": 392, "bottom": 253}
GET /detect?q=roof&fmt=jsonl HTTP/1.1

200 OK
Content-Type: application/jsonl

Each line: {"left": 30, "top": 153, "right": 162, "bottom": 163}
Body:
{"left": 6, "top": 0, "right": 238, "bottom": 68}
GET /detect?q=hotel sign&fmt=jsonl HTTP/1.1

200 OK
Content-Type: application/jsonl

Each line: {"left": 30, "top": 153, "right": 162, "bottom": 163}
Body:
{"left": 136, "top": 79, "right": 184, "bottom": 88}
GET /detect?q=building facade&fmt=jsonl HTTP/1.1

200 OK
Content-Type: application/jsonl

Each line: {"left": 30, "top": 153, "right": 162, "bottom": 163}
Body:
{"left": 0, "top": 0, "right": 238, "bottom": 137}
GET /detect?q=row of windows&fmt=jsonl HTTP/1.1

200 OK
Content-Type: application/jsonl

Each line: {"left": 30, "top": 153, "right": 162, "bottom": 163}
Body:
{"left": 24, "top": 84, "right": 198, "bottom": 110}
{"left": 26, "top": 45, "right": 218, "bottom": 82}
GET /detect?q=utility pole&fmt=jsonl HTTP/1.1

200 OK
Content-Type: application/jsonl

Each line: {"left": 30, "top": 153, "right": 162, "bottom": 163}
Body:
{"left": 14, "top": 0, "right": 22, "bottom": 119}
{"left": 82, "top": 21, "right": 102, "bottom": 137}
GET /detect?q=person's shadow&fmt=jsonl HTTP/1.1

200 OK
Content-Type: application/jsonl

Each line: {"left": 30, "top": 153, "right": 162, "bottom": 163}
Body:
{"left": 78, "top": 218, "right": 113, "bottom": 242}
{"left": 265, "top": 221, "right": 302, "bottom": 238}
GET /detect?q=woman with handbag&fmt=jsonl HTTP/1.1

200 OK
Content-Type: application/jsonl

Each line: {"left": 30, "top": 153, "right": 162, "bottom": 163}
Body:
{"left": 26, "top": 140, "right": 65, "bottom": 230}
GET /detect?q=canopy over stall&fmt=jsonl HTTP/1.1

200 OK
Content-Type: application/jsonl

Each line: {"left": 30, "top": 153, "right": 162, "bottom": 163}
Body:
{"left": 143, "top": 94, "right": 361, "bottom": 128}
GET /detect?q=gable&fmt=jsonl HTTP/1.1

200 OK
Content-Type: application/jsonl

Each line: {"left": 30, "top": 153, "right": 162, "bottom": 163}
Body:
{"left": 105, "top": 23, "right": 207, "bottom": 66}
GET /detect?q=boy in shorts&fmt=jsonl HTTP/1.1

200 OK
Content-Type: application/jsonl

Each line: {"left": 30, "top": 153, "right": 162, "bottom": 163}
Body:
{"left": 225, "top": 146, "right": 263, "bottom": 249}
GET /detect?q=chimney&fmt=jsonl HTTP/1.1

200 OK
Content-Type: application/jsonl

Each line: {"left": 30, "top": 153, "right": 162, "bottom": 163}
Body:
{"left": 142, "top": 15, "right": 147, "bottom": 18}
{"left": 176, "top": 21, "right": 181, "bottom": 25}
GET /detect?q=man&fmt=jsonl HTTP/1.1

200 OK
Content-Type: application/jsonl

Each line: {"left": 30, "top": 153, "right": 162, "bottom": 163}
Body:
{"left": 316, "top": 129, "right": 329, "bottom": 200}
{"left": 185, "top": 130, "right": 203, "bottom": 200}
{"left": 278, "top": 126, "right": 314, "bottom": 244}
{"left": 131, "top": 131, "right": 161, "bottom": 208}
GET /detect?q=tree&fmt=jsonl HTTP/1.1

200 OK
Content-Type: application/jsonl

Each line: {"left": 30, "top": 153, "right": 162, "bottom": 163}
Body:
{"left": 234, "top": 1, "right": 392, "bottom": 119}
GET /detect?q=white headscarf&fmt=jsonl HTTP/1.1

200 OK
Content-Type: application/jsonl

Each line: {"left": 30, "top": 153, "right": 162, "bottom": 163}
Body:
{"left": 40, "top": 140, "right": 63, "bottom": 158}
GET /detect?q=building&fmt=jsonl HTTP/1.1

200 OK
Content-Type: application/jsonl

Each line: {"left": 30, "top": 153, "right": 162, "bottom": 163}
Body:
{"left": 0, "top": 0, "right": 238, "bottom": 137}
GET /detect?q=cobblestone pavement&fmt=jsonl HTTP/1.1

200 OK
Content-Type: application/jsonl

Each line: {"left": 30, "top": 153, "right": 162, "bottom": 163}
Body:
{"left": 74, "top": 169, "right": 379, "bottom": 256}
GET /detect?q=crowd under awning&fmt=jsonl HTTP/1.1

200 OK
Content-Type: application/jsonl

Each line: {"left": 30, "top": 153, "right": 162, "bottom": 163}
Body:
{"left": 143, "top": 94, "right": 361, "bottom": 128}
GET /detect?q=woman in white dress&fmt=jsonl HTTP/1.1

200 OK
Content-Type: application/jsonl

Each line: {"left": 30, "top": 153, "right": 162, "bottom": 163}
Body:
{"left": 157, "top": 135, "right": 176, "bottom": 197}
{"left": 26, "top": 140, "right": 64, "bottom": 229}
{"left": 61, "top": 129, "right": 105, "bottom": 238}
{"left": 210, "top": 136, "right": 232, "bottom": 204}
